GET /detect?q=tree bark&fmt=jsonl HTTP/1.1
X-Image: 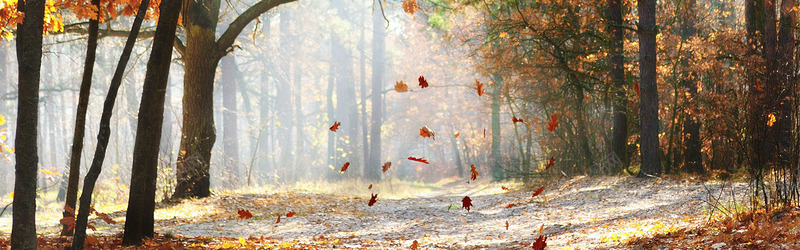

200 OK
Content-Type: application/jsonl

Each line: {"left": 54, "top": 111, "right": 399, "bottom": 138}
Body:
{"left": 275, "top": 10, "right": 294, "bottom": 182}
{"left": 221, "top": 55, "right": 240, "bottom": 186}
{"left": 12, "top": 0, "right": 44, "bottom": 247}
{"left": 608, "top": 0, "right": 628, "bottom": 172}
{"left": 490, "top": 74, "right": 504, "bottom": 181}
{"left": 637, "top": 0, "right": 661, "bottom": 177}
{"left": 122, "top": 0, "right": 181, "bottom": 245}
{"left": 73, "top": 0, "right": 150, "bottom": 247}
{"left": 366, "top": 2, "right": 385, "bottom": 181}
{"left": 680, "top": 0, "right": 703, "bottom": 174}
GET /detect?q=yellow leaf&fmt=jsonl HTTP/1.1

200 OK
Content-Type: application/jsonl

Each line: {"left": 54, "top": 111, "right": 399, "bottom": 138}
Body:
{"left": 239, "top": 237, "right": 246, "bottom": 245}
{"left": 767, "top": 113, "right": 777, "bottom": 127}
{"left": 0, "top": 114, "right": 5, "bottom": 125}
{"left": 8, "top": 191, "right": 13, "bottom": 199}
{"left": 499, "top": 32, "right": 507, "bottom": 38}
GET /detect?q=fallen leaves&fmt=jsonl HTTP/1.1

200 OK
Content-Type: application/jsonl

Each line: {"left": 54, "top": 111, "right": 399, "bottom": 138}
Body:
{"left": 532, "top": 187, "right": 544, "bottom": 198}
{"left": 408, "top": 157, "right": 429, "bottom": 164}
{"left": 382, "top": 162, "right": 392, "bottom": 172}
{"left": 475, "top": 80, "right": 485, "bottom": 96}
{"left": 462, "top": 196, "right": 473, "bottom": 212}
{"left": 547, "top": 114, "right": 559, "bottom": 132}
{"left": 410, "top": 239, "right": 419, "bottom": 250}
{"left": 505, "top": 221, "right": 509, "bottom": 230}
{"left": 286, "top": 211, "right": 296, "bottom": 217}
{"left": 419, "top": 76, "right": 429, "bottom": 88}
{"left": 419, "top": 126, "right": 435, "bottom": 140}
{"left": 340, "top": 162, "right": 350, "bottom": 173}
{"left": 532, "top": 235, "right": 548, "bottom": 250}
{"left": 395, "top": 81, "right": 408, "bottom": 92}
{"left": 368, "top": 193, "right": 378, "bottom": 206}
{"left": 502, "top": 186, "right": 510, "bottom": 191}
{"left": 506, "top": 203, "right": 515, "bottom": 208}
{"left": 237, "top": 209, "right": 253, "bottom": 220}
{"left": 470, "top": 164, "right": 478, "bottom": 181}
{"left": 276, "top": 215, "right": 281, "bottom": 223}
{"left": 329, "top": 121, "right": 341, "bottom": 132}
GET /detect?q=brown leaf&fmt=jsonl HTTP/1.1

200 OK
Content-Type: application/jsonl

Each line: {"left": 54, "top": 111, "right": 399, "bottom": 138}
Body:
{"left": 506, "top": 203, "right": 514, "bottom": 208}
{"left": 87, "top": 222, "right": 96, "bottom": 231}
{"left": 276, "top": 215, "right": 281, "bottom": 223}
{"left": 462, "top": 196, "right": 473, "bottom": 212}
{"left": 64, "top": 205, "right": 76, "bottom": 216}
{"left": 419, "top": 76, "right": 429, "bottom": 88}
{"left": 382, "top": 162, "right": 392, "bottom": 173}
{"left": 420, "top": 126, "right": 435, "bottom": 140}
{"left": 402, "top": 0, "right": 419, "bottom": 15}
{"left": 547, "top": 114, "right": 558, "bottom": 132}
{"left": 340, "top": 162, "right": 350, "bottom": 173}
{"left": 470, "top": 164, "right": 478, "bottom": 181}
{"left": 286, "top": 211, "right": 296, "bottom": 217}
{"left": 532, "top": 187, "right": 544, "bottom": 198}
{"left": 330, "top": 121, "right": 341, "bottom": 132}
{"left": 94, "top": 211, "right": 116, "bottom": 224}
{"left": 505, "top": 221, "right": 509, "bottom": 230}
{"left": 84, "top": 235, "right": 100, "bottom": 246}
{"left": 532, "top": 235, "right": 547, "bottom": 250}
{"left": 408, "top": 157, "right": 429, "bottom": 164}
{"left": 395, "top": 81, "right": 409, "bottom": 92}
{"left": 512, "top": 116, "right": 525, "bottom": 124}
{"left": 475, "top": 80, "right": 485, "bottom": 96}
{"left": 237, "top": 209, "right": 253, "bottom": 220}
{"left": 60, "top": 217, "right": 76, "bottom": 227}
{"left": 368, "top": 184, "right": 373, "bottom": 189}
{"left": 368, "top": 193, "right": 378, "bottom": 206}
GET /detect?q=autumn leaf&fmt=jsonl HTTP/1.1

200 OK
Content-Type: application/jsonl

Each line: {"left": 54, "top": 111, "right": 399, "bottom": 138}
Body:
{"left": 329, "top": 121, "right": 341, "bottom": 132}
{"left": 505, "top": 221, "right": 509, "bottom": 230}
{"left": 286, "top": 211, "right": 296, "bottom": 217}
{"left": 340, "top": 162, "right": 350, "bottom": 173}
{"left": 60, "top": 217, "right": 76, "bottom": 229}
{"left": 418, "top": 76, "right": 429, "bottom": 88}
{"left": 408, "top": 157, "right": 429, "bottom": 164}
{"left": 532, "top": 235, "right": 547, "bottom": 250}
{"left": 506, "top": 203, "right": 514, "bottom": 208}
{"left": 95, "top": 211, "right": 116, "bottom": 224}
{"left": 767, "top": 113, "right": 777, "bottom": 127}
{"left": 532, "top": 187, "right": 544, "bottom": 198}
{"left": 368, "top": 184, "right": 373, "bottom": 189}
{"left": 237, "top": 209, "right": 253, "bottom": 220}
{"left": 633, "top": 82, "right": 640, "bottom": 96}
{"left": 470, "top": 164, "right": 478, "bottom": 181}
{"left": 420, "top": 126, "right": 435, "bottom": 140}
{"left": 462, "top": 196, "right": 473, "bottom": 212}
{"left": 401, "top": 0, "right": 419, "bottom": 15}
{"left": 382, "top": 162, "right": 392, "bottom": 172}
{"left": 547, "top": 114, "right": 559, "bottom": 132}
{"left": 64, "top": 205, "right": 76, "bottom": 216}
{"left": 454, "top": 132, "right": 460, "bottom": 138}
{"left": 502, "top": 186, "right": 510, "bottom": 191}
{"left": 87, "top": 222, "right": 97, "bottom": 231}
{"left": 483, "top": 128, "right": 486, "bottom": 138}
{"left": 475, "top": 80, "right": 485, "bottom": 96}
{"left": 85, "top": 235, "right": 100, "bottom": 246}
{"left": 276, "top": 215, "right": 281, "bottom": 223}
{"left": 512, "top": 116, "right": 525, "bottom": 124}
{"left": 546, "top": 157, "right": 555, "bottom": 170}
{"left": 410, "top": 240, "right": 419, "bottom": 250}
{"left": 395, "top": 81, "right": 408, "bottom": 92}
{"left": 368, "top": 193, "right": 378, "bottom": 206}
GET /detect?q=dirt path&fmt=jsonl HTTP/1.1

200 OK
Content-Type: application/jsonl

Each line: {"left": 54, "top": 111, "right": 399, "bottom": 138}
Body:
{"left": 135, "top": 176, "right": 746, "bottom": 249}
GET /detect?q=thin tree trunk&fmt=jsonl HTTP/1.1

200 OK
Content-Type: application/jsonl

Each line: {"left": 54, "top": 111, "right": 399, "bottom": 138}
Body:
{"left": 366, "top": 2, "right": 385, "bottom": 181}
{"left": 73, "top": 0, "right": 150, "bottom": 247}
{"left": 276, "top": 10, "right": 294, "bottom": 182}
{"left": 293, "top": 67, "right": 305, "bottom": 180}
{"left": 359, "top": 8, "right": 369, "bottom": 175}
{"left": 221, "top": 55, "right": 240, "bottom": 186}
{"left": 490, "top": 74, "right": 504, "bottom": 181}
{"left": 12, "top": 0, "right": 45, "bottom": 247}
{"left": 637, "top": 0, "right": 661, "bottom": 177}
{"left": 122, "top": 0, "right": 181, "bottom": 245}
{"left": 608, "top": 0, "right": 628, "bottom": 172}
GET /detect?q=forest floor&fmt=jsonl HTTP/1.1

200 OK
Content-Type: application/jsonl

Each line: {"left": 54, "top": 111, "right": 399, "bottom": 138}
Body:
{"left": 3, "top": 175, "right": 794, "bottom": 249}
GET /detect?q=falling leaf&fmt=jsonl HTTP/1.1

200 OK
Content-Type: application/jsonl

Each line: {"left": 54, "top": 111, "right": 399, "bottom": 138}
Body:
{"left": 408, "top": 157, "right": 429, "bottom": 164}
{"left": 276, "top": 215, "right": 281, "bottom": 223}
{"left": 532, "top": 235, "right": 547, "bottom": 250}
{"left": 60, "top": 217, "right": 76, "bottom": 229}
{"left": 483, "top": 128, "right": 486, "bottom": 138}
{"left": 546, "top": 157, "right": 555, "bottom": 170}
{"left": 330, "top": 121, "right": 341, "bottom": 132}
{"left": 462, "top": 196, "right": 473, "bottom": 212}
{"left": 532, "top": 187, "right": 544, "bottom": 198}
{"left": 506, "top": 203, "right": 514, "bottom": 208}
{"left": 395, "top": 81, "right": 408, "bottom": 92}
{"left": 470, "top": 164, "right": 478, "bottom": 181}
{"left": 767, "top": 113, "right": 777, "bottom": 127}
{"left": 401, "top": 0, "right": 419, "bottom": 15}
{"left": 475, "top": 80, "right": 485, "bottom": 96}
{"left": 538, "top": 224, "right": 545, "bottom": 235}
{"left": 633, "top": 82, "right": 640, "bottom": 96}
{"left": 64, "top": 205, "right": 76, "bottom": 216}
{"left": 382, "top": 162, "right": 392, "bottom": 172}
{"left": 237, "top": 209, "right": 253, "bottom": 220}
{"left": 410, "top": 240, "right": 419, "bottom": 250}
{"left": 502, "top": 186, "right": 510, "bottom": 191}
{"left": 95, "top": 211, "right": 116, "bottom": 224}
{"left": 454, "top": 132, "right": 460, "bottom": 138}
{"left": 419, "top": 76, "right": 429, "bottom": 88}
{"left": 368, "top": 184, "right": 373, "bottom": 189}
{"left": 512, "top": 116, "right": 525, "bottom": 124}
{"left": 420, "top": 126, "right": 435, "bottom": 140}
{"left": 286, "top": 211, "right": 296, "bottom": 217}
{"left": 87, "top": 222, "right": 96, "bottom": 231}
{"left": 368, "top": 193, "right": 378, "bottom": 206}
{"left": 340, "top": 162, "right": 350, "bottom": 173}
{"left": 547, "top": 114, "right": 559, "bottom": 132}
{"left": 505, "top": 221, "right": 509, "bottom": 230}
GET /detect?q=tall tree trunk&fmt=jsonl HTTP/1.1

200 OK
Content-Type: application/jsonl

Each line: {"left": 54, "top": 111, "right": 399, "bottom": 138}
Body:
{"left": 776, "top": 0, "right": 796, "bottom": 204}
{"left": 276, "top": 10, "right": 294, "bottom": 182}
{"left": 574, "top": 86, "right": 594, "bottom": 174}
{"left": 637, "top": 0, "right": 661, "bottom": 177}
{"left": 221, "top": 55, "right": 240, "bottom": 186}
{"left": 293, "top": 67, "right": 305, "bottom": 180}
{"left": 122, "top": 0, "right": 181, "bottom": 245}
{"left": 332, "top": 0, "right": 359, "bottom": 175}
{"left": 61, "top": 0, "right": 100, "bottom": 236}
{"left": 359, "top": 8, "right": 369, "bottom": 175}
{"left": 366, "top": 3, "right": 385, "bottom": 181}
{"left": 745, "top": 0, "right": 768, "bottom": 207}
{"left": 490, "top": 74, "right": 504, "bottom": 181}
{"left": 73, "top": 0, "right": 150, "bottom": 247}
{"left": 12, "top": 0, "right": 44, "bottom": 247}
{"left": 681, "top": 0, "right": 703, "bottom": 174}
{"left": 608, "top": 0, "right": 628, "bottom": 172}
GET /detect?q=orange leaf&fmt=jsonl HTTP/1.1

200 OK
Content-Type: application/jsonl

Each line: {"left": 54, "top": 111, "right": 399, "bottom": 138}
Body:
{"left": 532, "top": 187, "right": 544, "bottom": 198}
{"left": 237, "top": 209, "right": 253, "bottom": 220}
{"left": 340, "top": 162, "right": 350, "bottom": 173}
{"left": 501, "top": 186, "right": 510, "bottom": 191}
{"left": 454, "top": 132, "right": 460, "bottom": 138}
{"left": 532, "top": 235, "right": 547, "bottom": 250}
{"left": 547, "top": 114, "right": 558, "bottom": 132}
{"left": 419, "top": 126, "right": 435, "bottom": 140}
{"left": 382, "top": 162, "right": 392, "bottom": 173}
{"left": 546, "top": 157, "right": 555, "bottom": 170}
{"left": 470, "top": 164, "right": 478, "bottom": 181}
{"left": 395, "top": 81, "right": 408, "bottom": 92}
{"left": 408, "top": 157, "right": 429, "bottom": 164}
{"left": 329, "top": 121, "right": 341, "bottom": 132}
{"left": 64, "top": 205, "right": 76, "bottom": 216}
{"left": 410, "top": 239, "right": 419, "bottom": 250}
{"left": 368, "top": 193, "right": 378, "bottom": 206}
{"left": 505, "top": 221, "right": 509, "bottom": 230}
{"left": 60, "top": 217, "right": 76, "bottom": 227}
{"left": 418, "top": 76, "right": 429, "bottom": 88}
{"left": 286, "top": 211, "right": 296, "bottom": 217}
{"left": 475, "top": 80, "right": 485, "bottom": 96}
{"left": 462, "top": 196, "right": 473, "bottom": 212}
{"left": 402, "top": 0, "right": 419, "bottom": 15}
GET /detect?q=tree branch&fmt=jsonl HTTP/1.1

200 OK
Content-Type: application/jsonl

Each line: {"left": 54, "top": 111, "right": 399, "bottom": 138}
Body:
{"left": 216, "top": 0, "right": 297, "bottom": 58}
{"left": 174, "top": 36, "right": 186, "bottom": 58}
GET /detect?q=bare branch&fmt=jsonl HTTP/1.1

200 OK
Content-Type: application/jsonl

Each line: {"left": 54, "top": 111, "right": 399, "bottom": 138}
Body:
{"left": 216, "top": 0, "right": 297, "bottom": 58}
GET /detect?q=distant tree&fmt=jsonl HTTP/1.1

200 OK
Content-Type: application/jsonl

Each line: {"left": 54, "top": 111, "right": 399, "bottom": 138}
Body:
{"left": 637, "top": 0, "right": 661, "bottom": 178}
{"left": 680, "top": 0, "right": 703, "bottom": 174}
{"left": 11, "top": 0, "right": 45, "bottom": 248}
{"left": 366, "top": 1, "right": 385, "bottom": 181}
{"left": 607, "top": 0, "right": 628, "bottom": 172}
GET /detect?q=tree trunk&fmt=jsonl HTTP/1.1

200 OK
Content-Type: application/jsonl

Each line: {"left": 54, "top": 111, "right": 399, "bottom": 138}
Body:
{"left": 12, "top": 0, "right": 44, "bottom": 247}
{"left": 327, "top": 42, "right": 336, "bottom": 177}
{"left": 293, "top": 67, "right": 305, "bottom": 180}
{"left": 681, "top": 0, "right": 703, "bottom": 174}
{"left": 608, "top": 0, "right": 628, "bottom": 172}
{"left": 60, "top": 0, "right": 100, "bottom": 236}
{"left": 490, "top": 74, "right": 504, "bottom": 181}
{"left": 276, "top": 10, "right": 294, "bottom": 182}
{"left": 332, "top": 0, "right": 360, "bottom": 175}
{"left": 122, "top": 0, "right": 181, "bottom": 245}
{"left": 366, "top": 2, "right": 385, "bottom": 181}
{"left": 73, "top": 0, "right": 150, "bottom": 247}
{"left": 574, "top": 85, "right": 594, "bottom": 174}
{"left": 359, "top": 8, "right": 370, "bottom": 176}
{"left": 776, "top": 0, "right": 796, "bottom": 204}
{"left": 637, "top": 0, "right": 661, "bottom": 178}
{"left": 221, "top": 55, "right": 240, "bottom": 186}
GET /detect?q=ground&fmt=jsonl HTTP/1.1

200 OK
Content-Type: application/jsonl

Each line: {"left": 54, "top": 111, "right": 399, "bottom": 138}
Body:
{"left": 0, "top": 176, "right": 758, "bottom": 248}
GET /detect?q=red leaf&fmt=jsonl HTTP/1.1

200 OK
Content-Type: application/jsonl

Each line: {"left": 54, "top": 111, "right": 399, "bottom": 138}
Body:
{"left": 532, "top": 187, "right": 544, "bottom": 198}
{"left": 382, "top": 162, "right": 392, "bottom": 173}
{"left": 408, "top": 157, "right": 429, "bottom": 164}
{"left": 506, "top": 203, "right": 514, "bottom": 208}
{"left": 368, "top": 184, "right": 373, "bottom": 189}
{"left": 462, "top": 196, "right": 473, "bottom": 212}
{"left": 483, "top": 128, "right": 486, "bottom": 138}
{"left": 475, "top": 80, "right": 485, "bottom": 96}
{"left": 60, "top": 217, "right": 76, "bottom": 227}
{"left": 546, "top": 157, "right": 555, "bottom": 170}
{"left": 501, "top": 186, "right": 510, "bottom": 191}
{"left": 410, "top": 240, "right": 419, "bottom": 250}
{"left": 286, "top": 211, "right": 296, "bottom": 217}
{"left": 547, "top": 114, "right": 559, "bottom": 132}
{"left": 532, "top": 235, "right": 547, "bottom": 250}
{"left": 237, "top": 209, "right": 253, "bottom": 220}
{"left": 470, "top": 164, "right": 478, "bottom": 181}
{"left": 633, "top": 82, "right": 640, "bottom": 96}
{"left": 276, "top": 215, "right": 281, "bottom": 223}
{"left": 329, "top": 121, "right": 341, "bottom": 132}
{"left": 340, "top": 162, "right": 350, "bottom": 173}
{"left": 419, "top": 76, "right": 429, "bottom": 88}
{"left": 368, "top": 193, "right": 378, "bottom": 206}
{"left": 420, "top": 126, "right": 435, "bottom": 140}
{"left": 512, "top": 116, "right": 525, "bottom": 124}
{"left": 505, "top": 221, "right": 509, "bottom": 230}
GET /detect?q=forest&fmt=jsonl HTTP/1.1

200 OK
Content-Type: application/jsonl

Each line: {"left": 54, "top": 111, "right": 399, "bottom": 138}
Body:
{"left": 1, "top": 0, "right": 800, "bottom": 248}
